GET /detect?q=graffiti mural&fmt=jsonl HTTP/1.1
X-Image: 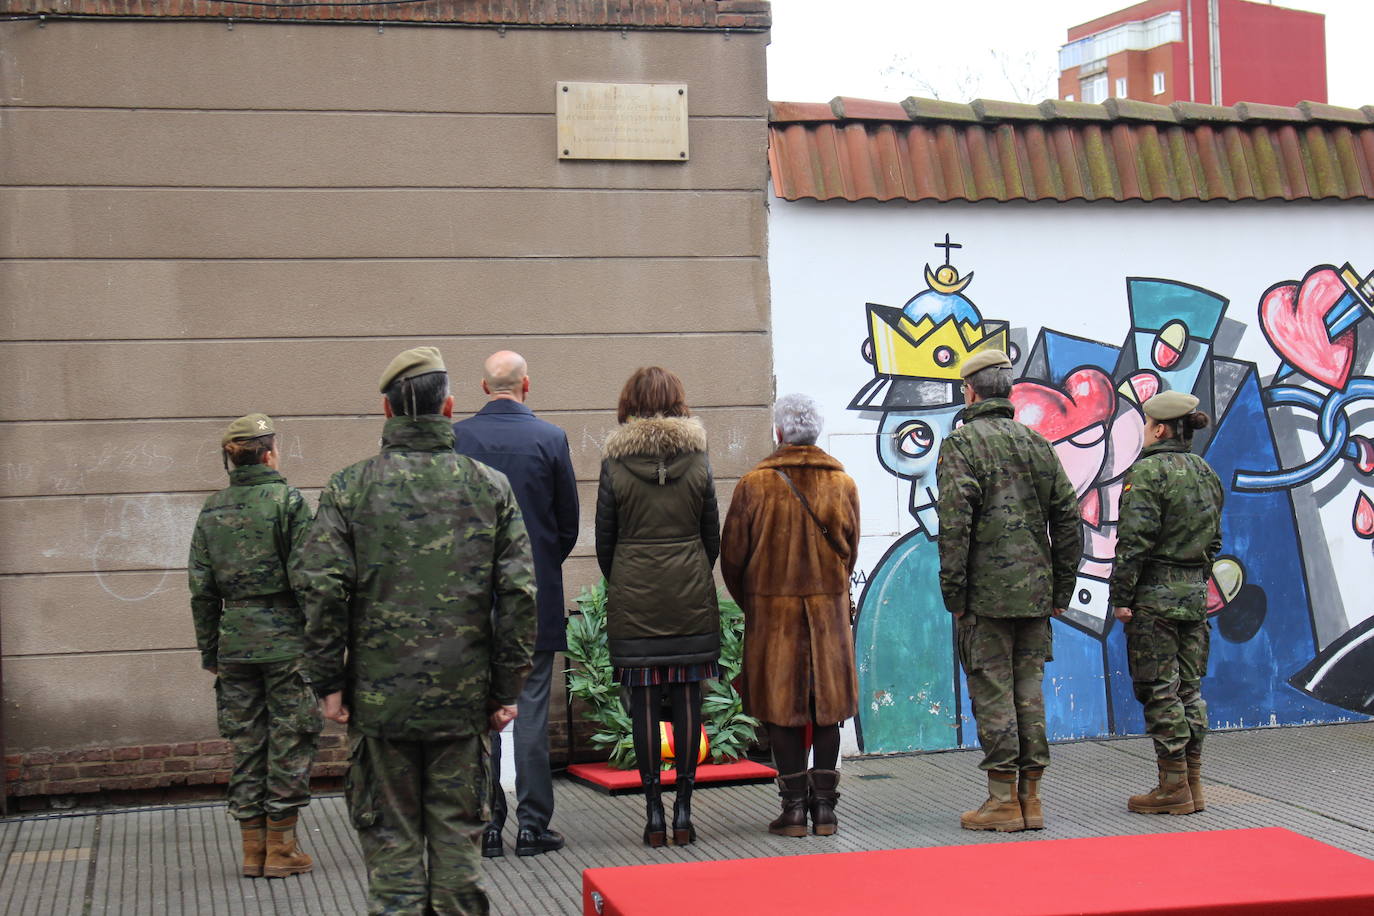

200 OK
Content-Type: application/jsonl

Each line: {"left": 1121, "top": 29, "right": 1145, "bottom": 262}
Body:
{"left": 849, "top": 238, "right": 1374, "bottom": 754}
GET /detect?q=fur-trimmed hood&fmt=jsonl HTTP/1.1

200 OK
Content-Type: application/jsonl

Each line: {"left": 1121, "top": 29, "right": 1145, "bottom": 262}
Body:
{"left": 604, "top": 416, "right": 707, "bottom": 459}
{"left": 603, "top": 416, "right": 708, "bottom": 486}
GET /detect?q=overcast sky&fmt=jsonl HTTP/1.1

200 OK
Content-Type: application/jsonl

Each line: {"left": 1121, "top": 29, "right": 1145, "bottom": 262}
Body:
{"left": 767, "top": 0, "right": 1374, "bottom": 109}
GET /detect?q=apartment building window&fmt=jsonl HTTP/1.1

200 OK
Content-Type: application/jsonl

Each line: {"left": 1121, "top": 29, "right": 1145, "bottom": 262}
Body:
{"left": 1065, "top": 93, "right": 1076, "bottom": 102}
{"left": 1115, "top": 77, "right": 1128, "bottom": 98}
{"left": 1153, "top": 71, "right": 1166, "bottom": 95}
{"left": 1082, "top": 74, "right": 1108, "bottom": 104}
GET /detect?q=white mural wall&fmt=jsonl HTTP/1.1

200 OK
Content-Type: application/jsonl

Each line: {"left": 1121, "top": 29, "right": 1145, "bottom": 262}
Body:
{"left": 769, "top": 197, "right": 1374, "bottom": 757}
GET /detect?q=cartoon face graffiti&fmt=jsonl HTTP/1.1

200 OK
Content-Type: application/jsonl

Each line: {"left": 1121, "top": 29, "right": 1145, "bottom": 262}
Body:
{"left": 848, "top": 254, "right": 1011, "bottom": 537}
{"left": 874, "top": 406, "right": 962, "bottom": 534}
{"left": 847, "top": 243, "right": 1014, "bottom": 754}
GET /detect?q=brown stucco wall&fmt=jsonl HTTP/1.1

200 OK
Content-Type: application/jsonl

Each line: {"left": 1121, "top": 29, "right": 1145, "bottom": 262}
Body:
{"left": 0, "top": 16, "right": 772, "bottom": 779}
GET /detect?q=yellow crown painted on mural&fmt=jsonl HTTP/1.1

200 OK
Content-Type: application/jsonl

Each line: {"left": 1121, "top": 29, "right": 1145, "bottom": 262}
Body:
{"left": 866, "top": 304, "right": 1010, "bottom": 380}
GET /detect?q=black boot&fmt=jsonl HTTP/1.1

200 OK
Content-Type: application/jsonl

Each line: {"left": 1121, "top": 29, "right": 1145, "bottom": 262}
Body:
{"left": 482, "top": 781, "right": 507, "bottom": 858}
{"left": 642, "top": 774, "right": 667, "bottom": 848}
{"left": 672, "top": 776, "right": 696, "bottom": 846}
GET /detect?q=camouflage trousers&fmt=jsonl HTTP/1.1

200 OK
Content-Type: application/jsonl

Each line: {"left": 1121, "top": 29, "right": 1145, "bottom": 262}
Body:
{"left": 346, "top": 730, "right": 491, "bottom": 916}
{"left": 956, "top": 615, "right": 1053, "bottom": 773}
{"left": 1125, "top": 613, "right": 1210, "bottom": 760}
{"left": 214, "top": 660, "right": 322, "bottom": 820}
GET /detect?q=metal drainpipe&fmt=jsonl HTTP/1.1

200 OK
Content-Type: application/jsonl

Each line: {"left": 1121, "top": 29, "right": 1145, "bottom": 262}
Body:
{"left": 1187, "top": 0, "right": 1197, "bottom": 102}
{"left": 1208, "top": 0, "right": 1223, "bottom": 105}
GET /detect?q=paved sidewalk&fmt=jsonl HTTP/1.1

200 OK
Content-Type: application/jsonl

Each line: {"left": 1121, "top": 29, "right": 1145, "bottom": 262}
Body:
{"left": 3, "top": 721, "right": 1371, "bottom": 915}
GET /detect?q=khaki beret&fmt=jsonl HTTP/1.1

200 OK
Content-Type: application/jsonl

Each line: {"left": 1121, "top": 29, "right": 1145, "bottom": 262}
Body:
{"left": 959, "top": 349, "right": 1013, "bottom": 379}
{"left": 379, "top": 346, "right": 447, "bottom": 393}
{"left": 222, "top": 413, "right": 275, "bottom": 446}
{"left": 1143, "top": 390, "right": 1200, "bottom": 421}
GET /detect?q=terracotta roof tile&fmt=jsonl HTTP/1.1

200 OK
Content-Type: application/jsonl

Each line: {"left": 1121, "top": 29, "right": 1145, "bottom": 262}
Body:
{"left": 769, "top": 95, "right": 1374, "bottom": 203}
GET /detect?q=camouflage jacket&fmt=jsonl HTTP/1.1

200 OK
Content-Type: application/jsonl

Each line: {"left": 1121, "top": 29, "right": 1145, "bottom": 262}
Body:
{"left": 187, "top": 464, "right": 313, "bottom": 668}
{"left": 936, "top": 398, "right": 1082, "bottom": 618}
{"left": 294, "top": 416, "right": 537, "bottom": 740}
{"left": 1109, "top": 439, "right": 1224, "bottom": 621}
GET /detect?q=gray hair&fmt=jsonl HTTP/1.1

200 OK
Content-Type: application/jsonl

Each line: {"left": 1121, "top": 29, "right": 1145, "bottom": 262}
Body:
{"left": 774, "top": 393, "right": 823, "bottom": 446}
{"left": 967, "top": 366, "right": 1013, "bottom": 400}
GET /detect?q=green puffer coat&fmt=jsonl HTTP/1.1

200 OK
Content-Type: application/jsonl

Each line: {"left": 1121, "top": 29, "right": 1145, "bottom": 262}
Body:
{"left": 595, "top": 415, "right": 721, "bottom": 668}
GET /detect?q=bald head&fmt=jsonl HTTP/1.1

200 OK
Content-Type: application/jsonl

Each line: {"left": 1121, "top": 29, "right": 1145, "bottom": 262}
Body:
{"left": 482, "top": 350, "right": 530, "bottom": 401}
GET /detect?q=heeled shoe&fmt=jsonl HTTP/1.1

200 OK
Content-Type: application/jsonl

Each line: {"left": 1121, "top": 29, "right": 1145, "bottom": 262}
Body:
{"left": 642, "top": 774, "right": 667, "bottom": 847}
{"left": 671, "top": 776, "right": 696, "bottom": 845}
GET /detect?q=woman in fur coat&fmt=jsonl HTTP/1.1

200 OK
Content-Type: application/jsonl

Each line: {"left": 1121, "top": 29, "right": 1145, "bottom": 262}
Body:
{"left": 721, "top": 393, "right": 860, "bottom": 838}
{"left": 595, "top": 366, "right": 721, "bottom": 848}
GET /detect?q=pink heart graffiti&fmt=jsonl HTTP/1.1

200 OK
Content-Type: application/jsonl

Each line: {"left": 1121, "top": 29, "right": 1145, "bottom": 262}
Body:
{"left": 1011, "top": 367, "right": 1116, "bottom": 444}
{"left": 1259, "top": 267, "right": 1355, "bottom": 390}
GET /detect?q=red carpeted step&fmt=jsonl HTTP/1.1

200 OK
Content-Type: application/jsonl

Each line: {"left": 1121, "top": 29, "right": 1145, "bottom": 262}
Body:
{"left": 566, "top": 760, "right": 777, "bottom": 795}
{"left": 583, "top": 827, "right": 1374, "bottom": 915}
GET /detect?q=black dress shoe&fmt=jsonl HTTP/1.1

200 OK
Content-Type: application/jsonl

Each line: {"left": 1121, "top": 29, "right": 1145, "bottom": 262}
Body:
{"left": 481, "top": 825, "right": 504, "bottom": 858}
{"left": 515, "top": 827, "right": 565, "bottom": 857}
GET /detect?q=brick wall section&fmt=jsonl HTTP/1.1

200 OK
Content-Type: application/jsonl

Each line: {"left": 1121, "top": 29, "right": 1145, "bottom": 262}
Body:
{"left": 5, "top": 735, "right": 349, "bottom": 798}
{"left": 4, "top": 718, "right": 606, "bottom": 803}
{"left": 0, "top": 0, "right": 770, "bottom": 28}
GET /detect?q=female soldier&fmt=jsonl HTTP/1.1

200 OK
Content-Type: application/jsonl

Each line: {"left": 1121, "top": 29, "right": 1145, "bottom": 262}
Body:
{"left": 1110, "top": 391, "right": 1223, "bottom": 815}
{"left": 596, "top": 368, "right": 720, "bottom": 847}
{"left": 188, "top": 414, "right": 320, "bottom": 877}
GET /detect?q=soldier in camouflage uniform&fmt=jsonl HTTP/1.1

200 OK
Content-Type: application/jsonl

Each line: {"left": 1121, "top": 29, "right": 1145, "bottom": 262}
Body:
{"left": 188, "top": 413, "right": 320, "bottom": 879}
{"left": 936, "top": 350, "right": 1081, "bottom": 832}
{"left": 1111, "top": 390, "right": 1223, "bottom": 815}
{"left": 294, "top": 347, "right": 537, "bottom": 916}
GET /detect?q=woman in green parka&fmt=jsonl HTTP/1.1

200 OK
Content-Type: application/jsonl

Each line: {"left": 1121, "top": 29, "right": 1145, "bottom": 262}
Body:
{"left": 1110, "top": 390, "right": 1223, "bottom": 817}
{"left": 595, "top": 367, "right": 721, "bottom": 848}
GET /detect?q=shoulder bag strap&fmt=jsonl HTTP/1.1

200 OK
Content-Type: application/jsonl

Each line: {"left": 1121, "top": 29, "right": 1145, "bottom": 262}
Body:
{"left": 773, "top": 468, "right": 848, "bottom": 562}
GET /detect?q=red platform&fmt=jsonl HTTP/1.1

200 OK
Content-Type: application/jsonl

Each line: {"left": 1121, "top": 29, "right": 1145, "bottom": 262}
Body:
{"left": 583, "top": 828, "right": 1374, "bottom": 915}
{"left": 565, "top": 759, "right": 777, "bottom": 795}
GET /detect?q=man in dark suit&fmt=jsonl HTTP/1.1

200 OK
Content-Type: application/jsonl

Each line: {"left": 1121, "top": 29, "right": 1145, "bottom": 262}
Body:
{"left": 454, "top": 350, "right": 580, "bottom": 858}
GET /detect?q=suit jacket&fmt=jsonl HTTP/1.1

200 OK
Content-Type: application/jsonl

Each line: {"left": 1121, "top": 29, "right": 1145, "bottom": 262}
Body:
{"left": 454, "top": 399, "right": 579, "bottom": 651}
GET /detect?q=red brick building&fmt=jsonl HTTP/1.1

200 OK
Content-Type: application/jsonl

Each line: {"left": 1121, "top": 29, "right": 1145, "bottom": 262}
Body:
{"left": 1058, "top": 0, "right": 1326, "bottom": 106}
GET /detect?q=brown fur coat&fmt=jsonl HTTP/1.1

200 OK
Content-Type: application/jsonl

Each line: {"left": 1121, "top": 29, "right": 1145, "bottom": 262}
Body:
{"left": 720, "top": 445, "right": 859, "bottom": 727}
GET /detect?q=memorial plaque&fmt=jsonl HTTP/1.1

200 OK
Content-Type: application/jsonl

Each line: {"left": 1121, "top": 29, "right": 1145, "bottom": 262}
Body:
{"left": 556, "top": 81, "right": 689, "bottom": 162}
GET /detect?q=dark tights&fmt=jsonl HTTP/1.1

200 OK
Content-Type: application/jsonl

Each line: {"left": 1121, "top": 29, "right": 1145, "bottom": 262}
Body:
{"left": 627, "top": 682, "right": 703, "bottom": 777}
{"left": 767, "top": 721, "right": 840, "bottom": 775}
{"left": 767, "top": 695, "right": 841, "bottom": 775}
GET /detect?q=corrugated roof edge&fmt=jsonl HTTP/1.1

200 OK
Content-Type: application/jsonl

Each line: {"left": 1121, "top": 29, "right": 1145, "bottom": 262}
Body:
{"left": 767, "top": 95, "right": 1374, "bottom": 203}
{"left": 767, "top": 96, "right": 1374, "bottom": 127}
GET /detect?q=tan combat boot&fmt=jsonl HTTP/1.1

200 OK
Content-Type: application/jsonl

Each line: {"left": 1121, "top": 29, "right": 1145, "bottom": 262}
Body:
{"left": 1017, "top": 767, "right": 1044, "bottom": 830}
{"left": 264, "top": 813, "right": 314, "bottom": 877}
{"left": 960, "top": 771, "right": 1025, "bottom": 832}
{"left": 239, "top": 817, "right": 267, "bottom": 878}
{"left": 1186, "top": 751, "right": 1204, "bottom": 812}
{"left": 1127, "top": 759, "right": 1194, "bottom": 815}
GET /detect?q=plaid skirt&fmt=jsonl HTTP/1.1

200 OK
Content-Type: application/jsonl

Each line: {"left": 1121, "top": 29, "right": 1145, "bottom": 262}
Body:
{"left": 614, "top": 662, "right": 721, "bottom": 687}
